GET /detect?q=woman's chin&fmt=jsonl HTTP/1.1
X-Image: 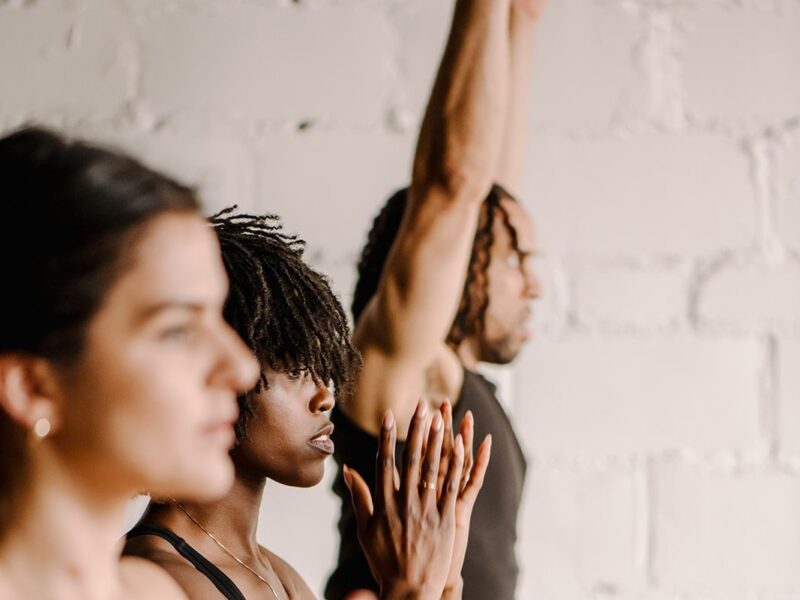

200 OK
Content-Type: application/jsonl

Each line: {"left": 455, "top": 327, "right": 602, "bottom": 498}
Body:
{"left": 273, "top": 464, "right": 325, "bottom": 489}
{"left": 165, "top": 460, "right": 235, "bottom": 502}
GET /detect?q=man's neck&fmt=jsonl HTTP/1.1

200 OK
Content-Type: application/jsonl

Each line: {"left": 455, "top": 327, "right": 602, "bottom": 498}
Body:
{"left": 454, "top": 338, "right": 480, "bottom": 372}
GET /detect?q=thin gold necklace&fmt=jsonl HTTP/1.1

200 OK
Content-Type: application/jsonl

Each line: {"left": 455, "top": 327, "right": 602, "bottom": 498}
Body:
{"left": 173, "top": 501, "right": 281, "bottom": 600}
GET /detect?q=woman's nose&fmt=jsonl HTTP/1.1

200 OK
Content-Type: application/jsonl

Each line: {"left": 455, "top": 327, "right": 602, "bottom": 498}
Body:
{"left": 309, "top": 383, "right": 335, "bottom": 414}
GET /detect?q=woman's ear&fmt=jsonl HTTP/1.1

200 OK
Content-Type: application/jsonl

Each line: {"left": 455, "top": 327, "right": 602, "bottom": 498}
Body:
{"left": 0, "top": 355, "right": 61, "bottom": 438}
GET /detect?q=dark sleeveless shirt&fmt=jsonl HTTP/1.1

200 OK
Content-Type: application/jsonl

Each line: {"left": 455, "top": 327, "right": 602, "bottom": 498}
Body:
{"left": 325, "top": 368, "right": 527, "bottom": 600}
{"left": 127, "top": 525, "right": 246, "bottom": 600}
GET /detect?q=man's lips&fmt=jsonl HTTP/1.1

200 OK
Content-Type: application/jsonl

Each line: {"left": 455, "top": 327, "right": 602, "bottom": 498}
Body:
{"left": 309, "top": 423, "right": 335, "bottom": 455}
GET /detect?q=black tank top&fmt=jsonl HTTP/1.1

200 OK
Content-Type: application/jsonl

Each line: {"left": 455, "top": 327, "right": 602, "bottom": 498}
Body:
{"left": 127, "top": 525, "right": 246, "bottom": 600}
{"left": 325, "top": 368, "right": 527, "bottom": 600}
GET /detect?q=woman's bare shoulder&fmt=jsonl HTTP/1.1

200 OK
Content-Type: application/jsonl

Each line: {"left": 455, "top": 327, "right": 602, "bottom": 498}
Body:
{"left": 119, "top": 556, "right": 188, "bottom": 600}
{"left": 121, "top": 543, "right": 224, "bottom": 600}
{"left": 262, "top": 547, "right": 316, "bottom": 600}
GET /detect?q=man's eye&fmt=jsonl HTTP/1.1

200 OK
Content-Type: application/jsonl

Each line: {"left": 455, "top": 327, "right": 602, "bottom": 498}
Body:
{"left": 506, "top": 253, "right": 521, "bottom": 269}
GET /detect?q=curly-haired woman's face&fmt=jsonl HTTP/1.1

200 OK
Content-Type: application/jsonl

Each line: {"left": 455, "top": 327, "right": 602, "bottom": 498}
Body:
{"left": 51, "top": 213, "right": 259, "bottom": 501}
{"left": 232, "top": 367, "right": 335, "bottom": 488}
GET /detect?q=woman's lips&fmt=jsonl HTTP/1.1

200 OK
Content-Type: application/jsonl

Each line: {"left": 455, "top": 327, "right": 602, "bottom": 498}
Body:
{"left": 309, "top": 424, "right": 335, "bottom": 455}
{"left": 206, "top": 420, "right": 236, "bottom": 448}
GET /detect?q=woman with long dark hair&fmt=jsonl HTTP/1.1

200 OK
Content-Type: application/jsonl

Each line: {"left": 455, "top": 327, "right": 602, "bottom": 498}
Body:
{"left": 0, "top": 126, "right": 262, "bottom": 599}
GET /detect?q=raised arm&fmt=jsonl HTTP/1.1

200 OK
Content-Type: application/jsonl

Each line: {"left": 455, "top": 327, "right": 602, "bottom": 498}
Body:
{"left": 495, "top": 0, "right": 547, "bottom": 195}
{"left": 353, "top": 0, "right": 512, "bottom": 432}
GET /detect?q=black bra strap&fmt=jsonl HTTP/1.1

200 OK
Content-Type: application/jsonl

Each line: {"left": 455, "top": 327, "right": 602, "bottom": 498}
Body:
{"left": 127, "top": 524, "right": 247, "bottom": 600}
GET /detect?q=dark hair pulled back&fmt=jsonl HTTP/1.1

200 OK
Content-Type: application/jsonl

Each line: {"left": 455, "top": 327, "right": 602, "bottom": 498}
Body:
{"left": 351, "top": 184, "right": 520, "bottom": 348}
{"left": 0, "top": 126, "right": 199, "bottom": 536}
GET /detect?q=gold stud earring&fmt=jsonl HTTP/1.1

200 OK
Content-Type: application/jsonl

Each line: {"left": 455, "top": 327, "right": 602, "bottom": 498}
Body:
{"left": 33, "top": 417, "right": 51, "bottom": 439}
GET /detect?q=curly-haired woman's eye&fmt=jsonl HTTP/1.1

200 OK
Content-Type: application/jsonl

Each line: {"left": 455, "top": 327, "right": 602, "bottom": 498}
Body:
{"left": 286, "top": 367, "right": 309, "bottom": 381}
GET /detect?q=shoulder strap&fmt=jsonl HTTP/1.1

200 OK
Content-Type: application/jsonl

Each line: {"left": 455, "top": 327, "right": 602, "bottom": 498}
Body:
{"left": 127, "top": 524, "right": 247, "bottom": 600}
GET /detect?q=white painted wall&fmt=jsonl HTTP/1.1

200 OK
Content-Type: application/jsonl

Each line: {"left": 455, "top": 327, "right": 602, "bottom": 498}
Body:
{"left": 3, "top": 0, "right": 799, "bottom": 598}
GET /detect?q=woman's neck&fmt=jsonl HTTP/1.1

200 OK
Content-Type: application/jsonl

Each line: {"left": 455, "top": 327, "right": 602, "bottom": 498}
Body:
{"left": 162, "top": 466, "right": 267, "bottom": 562}
{"left": 0, "top": 450, "right": 131, "bottom": 600}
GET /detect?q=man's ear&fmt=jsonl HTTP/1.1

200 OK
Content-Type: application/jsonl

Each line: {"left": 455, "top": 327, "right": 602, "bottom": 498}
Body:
{"left": 0, "top": 355, "right": 62, "bottom": 436}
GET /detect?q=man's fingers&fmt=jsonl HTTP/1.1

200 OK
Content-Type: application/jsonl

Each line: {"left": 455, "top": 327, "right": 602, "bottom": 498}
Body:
{"left": 344, "top": 465, "right": 373, "bottom": 535}
{"left": 420, "top": 410, "right": 444, "bottom": 507}
{"left": 402, "top": 399, "right": 428, "bottom": 504}
{"left": 376, "top": 409, "right": 396, "bottom": 512}
{"left": 461, "top": 435, "right": 492, "bottom": 507}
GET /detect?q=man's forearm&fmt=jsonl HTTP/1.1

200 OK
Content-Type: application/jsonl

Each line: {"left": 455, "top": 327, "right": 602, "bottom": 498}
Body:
{"left": 411, "top": 0, "right": 512, "bottom": 203}
{"left": 496, "top": 7, "right": 539, "bottom": 195}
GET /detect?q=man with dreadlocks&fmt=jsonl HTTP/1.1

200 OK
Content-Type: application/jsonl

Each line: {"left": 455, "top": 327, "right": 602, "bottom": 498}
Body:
{"left": 125, "top": 210, "right": 490, "bottom": 600}
{"left": 326, "top": 0, "right": 546, "bottom": 599}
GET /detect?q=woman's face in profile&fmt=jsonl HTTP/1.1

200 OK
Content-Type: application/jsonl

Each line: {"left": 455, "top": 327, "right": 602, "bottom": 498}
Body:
{"left": 232, "top": 367, "right": 335, "bottom": 488}
{"left": 50, "top": 212, "right": 259, "bottom": 501}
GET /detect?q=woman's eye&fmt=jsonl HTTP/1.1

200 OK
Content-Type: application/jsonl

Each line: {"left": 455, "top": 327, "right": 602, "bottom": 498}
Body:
{"left": 161, "top": 325, "right": 195, "bottom": 342}
{"left": 287, "top": 368, "right": 309, "bottom": 381}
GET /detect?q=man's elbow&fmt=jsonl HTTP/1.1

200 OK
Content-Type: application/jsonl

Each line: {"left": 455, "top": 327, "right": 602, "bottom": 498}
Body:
{"left": 413, "top": 158, "right": 491, "bottom": 207}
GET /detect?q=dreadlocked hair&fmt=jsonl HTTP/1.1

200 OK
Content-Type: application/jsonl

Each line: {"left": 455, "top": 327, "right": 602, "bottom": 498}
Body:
{"left": 211, "top": 207, "right": 361, "bottom": 440}
{"left": 352, "top": 184, "right": 521, "bottom": 349}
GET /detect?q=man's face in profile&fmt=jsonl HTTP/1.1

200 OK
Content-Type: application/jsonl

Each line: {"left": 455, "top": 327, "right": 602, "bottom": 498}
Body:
{"left": 476, "top": 200, "right": 541, "bottom": 365}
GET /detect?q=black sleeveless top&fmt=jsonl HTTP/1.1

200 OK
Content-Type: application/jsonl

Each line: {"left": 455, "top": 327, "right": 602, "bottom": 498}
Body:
{"left": 325, "top": 368, "right": 527, "bottom": 600}
{"left": 127, "top": 525, "right": 246, "bottom": 600}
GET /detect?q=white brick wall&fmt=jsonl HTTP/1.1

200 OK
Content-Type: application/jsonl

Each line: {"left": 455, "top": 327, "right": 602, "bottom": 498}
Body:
{"left": 653, "top": 464, "right": 800, "bottom": 596}
{"left": 3, "top": 0, "right": 799, "bottom": 597}
{"left": 677, "top": 3, "right": 800, "bottom": 131}
{"left": 514, "top": 336, "right": 762, "bottom": 456}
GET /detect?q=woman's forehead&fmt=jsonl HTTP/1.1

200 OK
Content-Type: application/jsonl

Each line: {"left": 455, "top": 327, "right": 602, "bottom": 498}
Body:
{"left": 107, "top": 214, "right": 228, "bottom": 316}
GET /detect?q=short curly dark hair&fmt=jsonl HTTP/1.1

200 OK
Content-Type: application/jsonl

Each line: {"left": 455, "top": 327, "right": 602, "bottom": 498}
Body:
{"left": 351, "top": 184, "right": 521, "bottom": 348}
{"left": 211, "top": 208, "right": 361, "bottom": 440}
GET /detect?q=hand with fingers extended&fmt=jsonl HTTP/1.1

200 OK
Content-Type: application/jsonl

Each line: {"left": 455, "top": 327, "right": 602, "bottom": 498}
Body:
{"left": 343, "top": 400, "right": 464, "bottom": 600}
{"left": 431, "top": 402, "right": 492, "bottom": 597}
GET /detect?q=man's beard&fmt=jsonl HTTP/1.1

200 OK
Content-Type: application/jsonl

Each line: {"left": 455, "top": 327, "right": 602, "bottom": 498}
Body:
{"left": 477, "top": 330, "right": 523, "bottom": 365}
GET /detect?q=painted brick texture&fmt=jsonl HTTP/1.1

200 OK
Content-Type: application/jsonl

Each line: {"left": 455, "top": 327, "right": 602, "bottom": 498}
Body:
{"left": 2, "top": 0, "right": 798, "bottom": 597}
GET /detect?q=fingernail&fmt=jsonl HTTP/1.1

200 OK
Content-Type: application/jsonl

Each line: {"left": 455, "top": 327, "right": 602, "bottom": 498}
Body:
{"left": 486, "top": 435, "right": 493, "bottom": 449}
{"left": 433, "top": 412, "right": 443, "bottom": 431}
{"left": 416, "top": 399, "right": 428, "bottom": 418}
{"left": 383, "top": 409, "right": 394, "bottom": 429}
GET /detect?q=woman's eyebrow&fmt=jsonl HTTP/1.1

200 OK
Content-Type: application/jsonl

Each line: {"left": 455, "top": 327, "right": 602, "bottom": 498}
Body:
{"left": 134, "top": 300, "right": 206, "bottom": 324}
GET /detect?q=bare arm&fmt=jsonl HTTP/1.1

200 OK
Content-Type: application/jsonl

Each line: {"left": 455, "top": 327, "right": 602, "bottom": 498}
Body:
{"left": 353, "top": 0, "right": 512, "bottom": 434}
{"left": 495, "top": 1, "right": 545, "bottom": 195}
